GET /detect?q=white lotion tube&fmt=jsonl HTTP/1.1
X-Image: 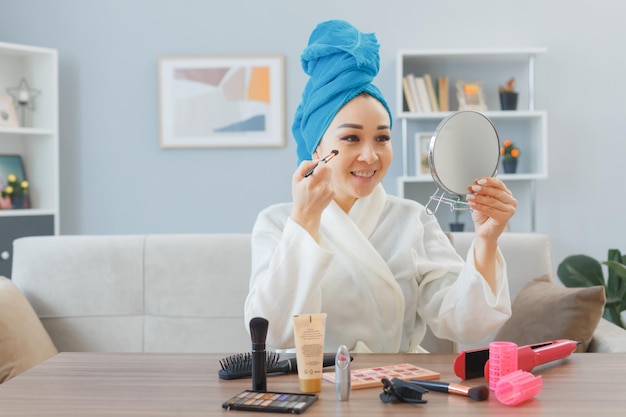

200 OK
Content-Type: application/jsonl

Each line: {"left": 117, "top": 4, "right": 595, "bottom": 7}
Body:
{"left": 292, "top": 313, "right": 327, "bottom": 393}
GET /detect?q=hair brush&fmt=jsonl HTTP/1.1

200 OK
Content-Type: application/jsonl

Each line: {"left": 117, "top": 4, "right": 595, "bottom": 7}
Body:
{"left": 218, "top": 352, "right": 344, "bottom": 380}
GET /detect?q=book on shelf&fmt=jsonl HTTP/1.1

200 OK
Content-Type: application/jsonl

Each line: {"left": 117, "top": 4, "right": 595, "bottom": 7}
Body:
{"left": 415, "top": 76, "right": 432, "bottom": 112}
{"left": 402, "top": 75, "right": 417, "bottom": 112}
{"left": 403, "top": 73, "right": 449, "bottom": 113}
{"left": 405, "top": 74, "right": 423, "bottom": 112}
{"left": 438, "top": 76, "right": 449, "bottom": 112}
{"left": 423, "top": 74, "right": 439, "bottom": 112}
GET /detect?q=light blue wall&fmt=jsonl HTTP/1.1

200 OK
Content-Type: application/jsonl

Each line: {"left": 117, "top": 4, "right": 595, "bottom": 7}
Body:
{"left": 1, "top": 0, "right": 625, "bottom": 267}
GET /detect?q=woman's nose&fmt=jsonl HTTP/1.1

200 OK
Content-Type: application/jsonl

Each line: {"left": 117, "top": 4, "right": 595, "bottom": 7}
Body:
{"left": 358, "top": 143, "right": 378, "bottom": 163}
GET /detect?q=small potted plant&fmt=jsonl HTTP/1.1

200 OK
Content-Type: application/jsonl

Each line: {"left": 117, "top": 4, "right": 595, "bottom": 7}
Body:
{"left": 1, "top": 173, "right": 29, "bottom": 209}
{"left": 498, "top": 77, "right": 518, "bottom": 110}
{"left": 500, "top": 140, "right": 520, "bottom": 174}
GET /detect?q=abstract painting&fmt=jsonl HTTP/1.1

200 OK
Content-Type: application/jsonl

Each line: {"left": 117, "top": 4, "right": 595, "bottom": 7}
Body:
{"left": 158, "top": 55, "right": 285, "bottom": 148}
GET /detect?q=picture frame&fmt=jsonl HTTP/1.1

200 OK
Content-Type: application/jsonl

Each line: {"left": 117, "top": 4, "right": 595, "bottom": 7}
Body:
{"left": 416, "top": 132, "right": 433, "bottom": 177}
{"left": 455, "top": 80, "right": 488, "bottom": 111}
{"left": 158, "top": 55, "right": 285, "bottom": 149}
{"left": 0, "top": 96, "right": 18, "bottom": 128}
{"left": 0, "top": 154, "right": 27, "bottom": 183}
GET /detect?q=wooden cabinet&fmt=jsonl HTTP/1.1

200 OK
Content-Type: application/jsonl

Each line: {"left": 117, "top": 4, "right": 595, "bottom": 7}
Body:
{"left": 0, "top": 41, "right": 59, "bottom": 277}
{"left": 0, "top": 215, "right": 54, "bottom": 276}
{"left": 396, "top": 48, "right": 547, "bottom": 231}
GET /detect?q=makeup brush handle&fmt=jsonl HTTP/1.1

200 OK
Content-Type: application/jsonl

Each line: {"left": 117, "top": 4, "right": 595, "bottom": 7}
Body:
{"left": 251, "top": 348, "right": 267, "bottom": 392}
{"left": 284, "top": 354, "right": 341, "bottom": 372}
{"left": 407, "top": 380, "right": 449, "bottom": 393}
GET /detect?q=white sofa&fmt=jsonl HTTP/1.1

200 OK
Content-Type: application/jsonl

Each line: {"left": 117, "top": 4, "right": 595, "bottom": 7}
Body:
{"left": 10, "top": 232, "right": 626, "bottom": 354}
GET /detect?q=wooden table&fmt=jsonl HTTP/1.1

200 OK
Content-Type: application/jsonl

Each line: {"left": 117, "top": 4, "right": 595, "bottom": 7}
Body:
{"left": 0, "top": 352, "right": 624, "bottom": 416}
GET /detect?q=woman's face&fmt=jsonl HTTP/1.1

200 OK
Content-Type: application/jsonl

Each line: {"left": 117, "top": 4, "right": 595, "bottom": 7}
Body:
{"left": 314, "top": 94, "right": 392, "bottom": 212}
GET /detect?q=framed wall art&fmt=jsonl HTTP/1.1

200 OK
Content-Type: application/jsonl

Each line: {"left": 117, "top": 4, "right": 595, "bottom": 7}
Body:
{"left": 0, "top": 96, "right": 18, "bottom": 128}
{"left": 455, "top": 80, "right": 487, "bottom": 111}
{"left": 0, "top": 154, "right": 26, "bottom": 182}
{"left": 158, "top": 55, "right": 285, "bottom": 149}
{"left": 416, "top": 132, "right": 433, "bottom": 177}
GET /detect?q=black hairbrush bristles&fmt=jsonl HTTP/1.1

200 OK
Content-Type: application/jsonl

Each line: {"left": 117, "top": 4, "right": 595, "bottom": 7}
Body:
{"left": 218, "top": 351, "right": 281, "bottom": 380}
{"left": 218, "top": 352, "right": 341, "bottom": 380}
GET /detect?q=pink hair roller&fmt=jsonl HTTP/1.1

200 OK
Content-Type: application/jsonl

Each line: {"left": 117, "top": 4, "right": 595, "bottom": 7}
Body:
{"left": 488, "top": 341, "right": 518, "bottom": 391}
{"left": 495, "top": 370, "right": 543, "bottom": 406}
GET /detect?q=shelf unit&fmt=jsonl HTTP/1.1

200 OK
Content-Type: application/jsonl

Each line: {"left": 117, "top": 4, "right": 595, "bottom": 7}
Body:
{"left": 0, "top": 41, "right": 59, "bottom": 277}
{"left": 396, "top": 48, "right": 547, "bottom": 232}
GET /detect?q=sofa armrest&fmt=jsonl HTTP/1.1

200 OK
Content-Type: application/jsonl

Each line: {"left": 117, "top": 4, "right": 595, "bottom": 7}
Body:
{"left": 588, "top": 318, "right": 626, "bottom": 353}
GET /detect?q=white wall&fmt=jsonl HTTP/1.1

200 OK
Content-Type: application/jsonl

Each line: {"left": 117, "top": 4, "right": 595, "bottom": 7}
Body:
{"left": 1, "top": 0, "right": 625, "bottom": 271}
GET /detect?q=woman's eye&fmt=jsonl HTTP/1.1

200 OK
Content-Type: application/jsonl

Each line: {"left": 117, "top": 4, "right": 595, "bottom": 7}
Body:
{"left": 341, "top": 135, "right": 359, "bottom": 142}
{"left": 377, "top": 135, "right": 391, "bottom": 142}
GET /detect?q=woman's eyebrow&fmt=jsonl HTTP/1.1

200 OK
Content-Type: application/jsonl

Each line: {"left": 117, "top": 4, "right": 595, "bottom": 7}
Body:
{"left": 337, "top": 123, "right": 363, "bottom": 129}
{"left": 336, "top": 123, "right": 390, "bottom": 130}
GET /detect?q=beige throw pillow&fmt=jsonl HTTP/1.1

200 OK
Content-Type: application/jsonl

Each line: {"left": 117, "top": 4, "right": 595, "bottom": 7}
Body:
{"left": 494, "top": 274, "right": 606, "bottom": 352}
{"left": 0, "top": 276, "right": 58, "bottom": 383}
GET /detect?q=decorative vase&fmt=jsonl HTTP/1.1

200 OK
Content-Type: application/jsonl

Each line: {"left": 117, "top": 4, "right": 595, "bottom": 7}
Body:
{"left": 502, "top": 159, "right": 518, "bottom": 174}
{"left": 10, "top": 195, "right": 27, "bottom": 209}
{"left": 499, "top": 92, "right": 519, "bottom": 111}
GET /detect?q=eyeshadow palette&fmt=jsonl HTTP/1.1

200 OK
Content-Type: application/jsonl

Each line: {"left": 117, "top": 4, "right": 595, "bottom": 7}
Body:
{"left": 222, "top": 390, "right": 318, "bottom": 414}
{"left": 322, "top": 363, "right": 440, "bottom": 390}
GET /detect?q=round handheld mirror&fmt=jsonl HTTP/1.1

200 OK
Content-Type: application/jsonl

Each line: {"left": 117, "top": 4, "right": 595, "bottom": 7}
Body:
{"left": 427, "top": 111, "right": 500, "bottom": 212}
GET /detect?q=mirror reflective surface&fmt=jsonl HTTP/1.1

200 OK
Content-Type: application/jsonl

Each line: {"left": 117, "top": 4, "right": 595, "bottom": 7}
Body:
{"left": 427, "top": 111, "right": 500, "bottom": 213}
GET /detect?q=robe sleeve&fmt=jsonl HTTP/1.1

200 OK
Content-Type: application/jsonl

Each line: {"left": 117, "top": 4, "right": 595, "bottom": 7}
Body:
{"left": 414, "top": 215, "right": 512, "bottom": 345}
{"left": 244, "top": 207, "right": 333, "bottom": 349}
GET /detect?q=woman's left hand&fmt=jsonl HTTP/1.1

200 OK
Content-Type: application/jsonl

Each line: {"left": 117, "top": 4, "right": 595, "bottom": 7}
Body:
{"left": 466, "top": 177, "right": 517, "bottom": 240}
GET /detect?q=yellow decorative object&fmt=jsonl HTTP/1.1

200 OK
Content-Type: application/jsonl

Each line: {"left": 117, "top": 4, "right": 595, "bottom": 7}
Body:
{"left": 1, "top": 173, "right": 29, "bottom": 209}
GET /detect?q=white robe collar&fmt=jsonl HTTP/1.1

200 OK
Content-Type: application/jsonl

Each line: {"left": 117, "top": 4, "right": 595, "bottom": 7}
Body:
{"left": 321, "top": 184, "right": 405, "bottom": 351}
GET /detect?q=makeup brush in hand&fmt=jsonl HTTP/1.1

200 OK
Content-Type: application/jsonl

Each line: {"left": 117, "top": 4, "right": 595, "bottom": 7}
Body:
{"left": 304, "top": 149, "right": 338, "bottom": 177}
{"left": 408, "top": 380, "right": 489, "bottom": 401}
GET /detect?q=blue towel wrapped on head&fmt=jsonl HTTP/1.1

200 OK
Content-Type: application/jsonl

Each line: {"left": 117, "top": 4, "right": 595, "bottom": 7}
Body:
{"left": 292, "top": 20, "right": 393, "bottom": 164}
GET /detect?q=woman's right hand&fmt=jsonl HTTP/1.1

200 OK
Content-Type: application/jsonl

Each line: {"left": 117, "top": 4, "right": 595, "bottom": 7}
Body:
{"left": 290, "top": 160, "right": 335, "bottom": 240}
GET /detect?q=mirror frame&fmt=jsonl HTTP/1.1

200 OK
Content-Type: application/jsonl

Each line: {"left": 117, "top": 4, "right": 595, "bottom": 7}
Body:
{"left": 429, "top": 111, "right": 500, "bottom": 196}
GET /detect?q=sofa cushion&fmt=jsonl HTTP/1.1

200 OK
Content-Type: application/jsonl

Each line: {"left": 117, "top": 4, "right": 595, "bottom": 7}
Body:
{"left": 494, "top": 274, "right": 605, "bottom": 352}
{"left": 0, "top": 276, "right": 58, "bottom": 383}
{"left": 11, "top": 235, "right": 146, "bottom": 352}
{"left": 143, "top": 234, "right": 252, "bottom": 352}
{"left": 588, "top": 318, "right": 626, "bottom": 353}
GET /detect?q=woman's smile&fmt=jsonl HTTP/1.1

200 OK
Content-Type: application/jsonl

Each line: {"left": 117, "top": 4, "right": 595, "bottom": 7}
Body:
{"left": 352, "top": 170, "right": 376, "bottom": 178}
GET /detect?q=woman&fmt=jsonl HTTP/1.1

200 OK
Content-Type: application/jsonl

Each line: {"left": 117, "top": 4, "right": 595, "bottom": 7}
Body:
{"left": 244, "top": 20, "right": 517, "bottom": 353}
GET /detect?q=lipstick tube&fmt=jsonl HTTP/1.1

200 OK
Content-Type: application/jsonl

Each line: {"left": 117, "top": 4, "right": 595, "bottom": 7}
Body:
{"left": 335, "top": 345, "right": 350, "bottom": 401}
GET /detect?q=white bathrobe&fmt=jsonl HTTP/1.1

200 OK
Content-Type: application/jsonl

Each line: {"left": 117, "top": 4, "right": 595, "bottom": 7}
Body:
{"left": 244, "top": 185, "right": 511, "bottom": 353}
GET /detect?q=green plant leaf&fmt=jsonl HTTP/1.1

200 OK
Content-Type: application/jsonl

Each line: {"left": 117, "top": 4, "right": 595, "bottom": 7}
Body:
{"left": 557, "top": 255, "right": 605, "bottom": 288}
{"left": 605, "top": 261, "right": 626, "bottom": 296}
{"left": 604, "top": 249, "right": 626, "bottom": 311}
{"left": 604, "top": 265, "right": 626, "bottom": 312}
{"left": 604, "top": 301, "right": 625, "bottom": 329}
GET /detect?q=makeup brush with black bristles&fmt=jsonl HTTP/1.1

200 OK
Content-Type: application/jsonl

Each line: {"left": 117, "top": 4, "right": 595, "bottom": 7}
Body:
{"left": 218, "top": 351, "right": 343, "bottom": 380}
{"left": 249, "top": 317, "right": 269, "bottom": 392}
{"left": 407, "top": 380, "right": 490, "bottom": 401}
